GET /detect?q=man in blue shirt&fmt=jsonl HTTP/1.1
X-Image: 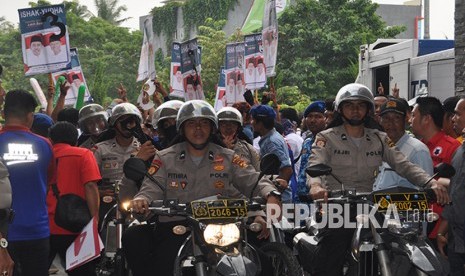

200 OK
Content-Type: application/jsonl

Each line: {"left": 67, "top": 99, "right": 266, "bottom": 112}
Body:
{"left": 373, "top": 98, "right": 433, "bottom": 190}
{"left": 295, "top": 101, "right": 326, "bottom": 202}
{"left": 250, "top": 104, "right": 292, "bottom": 202}
{"left": 0, "top": 90, "right": 55, "bottom": 276}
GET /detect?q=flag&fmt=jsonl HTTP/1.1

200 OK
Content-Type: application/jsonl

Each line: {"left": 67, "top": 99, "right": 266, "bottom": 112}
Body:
{"left": 136, "top": 16, "right": 156, "bottom": 81}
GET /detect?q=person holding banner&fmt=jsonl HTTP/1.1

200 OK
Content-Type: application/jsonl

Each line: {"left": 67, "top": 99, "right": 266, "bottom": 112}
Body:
{"left": 26, "top": 34, "right": 46, "bottom": 67}
{"left": 47, "top": 122, "right": 101, "bottom": 276}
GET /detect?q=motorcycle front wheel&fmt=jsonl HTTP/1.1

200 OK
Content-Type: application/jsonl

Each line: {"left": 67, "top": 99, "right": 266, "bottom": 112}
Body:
{"left": 260, "top": 242, "right": 303, "bottom": 276}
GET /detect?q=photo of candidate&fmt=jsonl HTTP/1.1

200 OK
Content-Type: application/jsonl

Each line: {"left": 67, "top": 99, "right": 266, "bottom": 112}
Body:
{"left": 245, "top": 57, "right": 256, "bottom": 87}
{"left": 215, "top": 89, "right": 226, "bottom": 111}
{"left": 171, "top": 65, "right": 184, "bottom": 92}
{"left": 184, "top": 74, "right": 196, "bottom": 101}
{"left": 26, "top": 34, "right": 46, "bottom": 66}
{"left": 235, "top": 72, "right": 245, "bottom": 102}
{"left": 47, "top": 35, "right": 67, "bottom": 63}
{"left": 225, "top": 71, "right": 236, "bottom": 106}
{"left": 263, "top": 31, "right": 277, "bottom": 71}
{"left": 256, "top": 58, "right": 266, "bottom": 84}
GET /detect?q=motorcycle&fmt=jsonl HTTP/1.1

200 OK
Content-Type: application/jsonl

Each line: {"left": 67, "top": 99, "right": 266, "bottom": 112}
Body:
{"left": 123, "top": 153, "right": 296, "bottom": 275}
{"left": 293, "top": 163, "right": 454, "bottom": 276}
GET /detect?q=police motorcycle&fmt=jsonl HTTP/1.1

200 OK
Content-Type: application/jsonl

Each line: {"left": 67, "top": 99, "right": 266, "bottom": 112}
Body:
{"left": 123, "top": 153, "right": 300, "bottom": 275}
{"left": 293, "top": 163, "right": 454, "bottom": 276}
{"left": 96, "top": 123, "right": 153, "bottom": 276}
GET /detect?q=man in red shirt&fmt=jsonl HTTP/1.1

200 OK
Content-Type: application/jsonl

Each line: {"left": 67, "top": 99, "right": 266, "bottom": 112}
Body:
{"left": 411, "top": 96, "right": 460, "bottom": 242}
{"left": 46, "top": 122, "right": 101, "bottom": 276}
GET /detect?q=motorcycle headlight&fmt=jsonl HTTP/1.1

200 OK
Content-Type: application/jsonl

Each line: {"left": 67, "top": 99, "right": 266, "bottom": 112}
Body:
{"left": 121, "top": 201, "right": 131, "bottom": 211}
{"left": 203, "top": 223, "right": 240, "bottom": 247}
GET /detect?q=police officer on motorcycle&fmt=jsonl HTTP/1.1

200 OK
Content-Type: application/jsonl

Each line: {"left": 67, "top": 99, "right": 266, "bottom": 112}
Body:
{"left": 307, "top": 83, "right": 449, "bottom": 276}
{"left": 151, "top": 100, "right": 184, "bottom": 150}
{"left": 77, "top": 104, "right": 109, "bottom": 149}
{"left": 128, "top": 100, "right": 283, "bottom": 276}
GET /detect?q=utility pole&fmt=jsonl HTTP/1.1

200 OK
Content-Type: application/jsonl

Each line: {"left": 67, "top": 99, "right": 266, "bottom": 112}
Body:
{"left": 456, "top": 0, "right": 465, "bottom": 96}
{"left": 424, "top": 0, "right": 430, "bottom": 39}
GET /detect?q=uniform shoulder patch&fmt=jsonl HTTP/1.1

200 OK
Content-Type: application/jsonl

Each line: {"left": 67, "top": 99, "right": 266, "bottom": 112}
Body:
{"left": 148, "top": 159, "right": 162, "bottom": 175}
{"left": 232, "top": 154, "right": 248, "bottom": 168}
{"left": 315, "top": 138, "right": 327, "bottom": 148}
{"left": 385, "top": 137, "right": 395, "bottom": 148}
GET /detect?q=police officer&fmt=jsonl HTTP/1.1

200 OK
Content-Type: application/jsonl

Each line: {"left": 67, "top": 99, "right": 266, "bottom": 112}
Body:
{"left": 127, "top": 100, "right": 282, "bottom": 276}
{"left": 93, "top": 103, "right": 156, "bottom": 222}
{"left": 77, "top": 104, "right": 109, "bottom": 149}
{"left": 217, "top": 106, "right": 260, "bottom": 171}
{"left": 151, "top": 100, "right": 183, "bottom": 150}
{"left": 307, "top": 83, "right": 449, "bottom": 276}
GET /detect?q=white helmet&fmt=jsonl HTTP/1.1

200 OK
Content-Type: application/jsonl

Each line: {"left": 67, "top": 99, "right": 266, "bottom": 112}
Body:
{"left": 334, "top": 83, "right": 374, "bottom": 112}
{"left": 109, "top": 103, "right": 142, "bottom": 126}
{"left": 78, "top": 104, "right": 108, "bottom": 135}
{"left": 217, "top": 107, "right": 243, "bottom": 126}
{"left": 176, "top": 100, "right": 217, "bottom": 131}
{"left": 152, "top": 100, "right": 184, "bottom": 128}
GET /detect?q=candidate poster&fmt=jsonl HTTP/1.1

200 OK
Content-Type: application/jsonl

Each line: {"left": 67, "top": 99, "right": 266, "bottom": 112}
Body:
{"left": 169, "top": 42, "right": 184, "bottom": 98}
{"left": 244, "top": 33, "right": 266, "bottom": 90}
{"left": 136, "top": 16, "right": 156, "bottom": 82}
{"left": 51, "top": 48, "right": 92, "bottom": 106}
{"left": 262, "top": 0, "right": 278, "bottom": 77}
{"left": 224, "top": 43, "right": 246, "bottom": 106}
{"left": 18, "top": 4, "right": 71, "bottom": 76}
{"left": 214, "top": 67, "right": 226, "bottom": 111}
{"left": 180, "top": 39, "right": 204, "bottom": 101}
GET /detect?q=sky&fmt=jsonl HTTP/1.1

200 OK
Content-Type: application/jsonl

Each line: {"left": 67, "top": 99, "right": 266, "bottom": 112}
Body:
{"left": 1, "top": 0, "right": 455, "bottom": 39}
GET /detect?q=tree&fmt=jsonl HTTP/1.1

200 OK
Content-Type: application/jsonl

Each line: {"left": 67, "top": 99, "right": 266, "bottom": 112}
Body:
{"left": 64, "top": 0, "right": 93, "bottom": 19}
{"left": 94, "top": 0, "right": 130, "bottom": 26}
{"left": 276, "top": 0, "right": 405, "bottom": 100}
{"left": 197, "top": 18, "right": 228, "bottom": 101}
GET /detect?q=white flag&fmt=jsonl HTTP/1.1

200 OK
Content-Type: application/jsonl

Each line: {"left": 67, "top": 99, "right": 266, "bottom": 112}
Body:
{"left": 137, "top": 16, "right": 156, "bottom": 81}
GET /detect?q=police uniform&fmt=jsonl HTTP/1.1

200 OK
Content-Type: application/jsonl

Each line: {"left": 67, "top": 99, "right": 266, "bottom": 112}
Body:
{"left": 94, "top": 137, "right": 140, "bottom": 187}
{"left": 233, "top": 139, "right": 260, "bottom": 171}
{"left": 134, "top": 142, "right": 276, "bottom": 207}
{"left": 308, "top": 125, "right": 432, "bottom": 193}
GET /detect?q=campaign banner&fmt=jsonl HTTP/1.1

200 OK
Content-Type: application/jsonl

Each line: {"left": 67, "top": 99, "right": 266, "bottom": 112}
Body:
{"left": 136, "top": 16, "right": 156, "bottom": 82}
{"left": 262, "top": 0, "right": 278, "bottom": 77}
{"left": 224, "top": 43, "right": 246, "bottom": 106}
{"left": 244, "top": 33, "right": 266, "bottom": 90}
{"left": 18, "top": 4, "right": 71, "bottom": 76}
{"left": 169, "top": 42, "right": 184, "bottom": 98}
{"left": 214, "top": 67, "right": 226, "bottom": 111}
{"left": 66, "top": 217, "right": 103, "bottom": 271}
{"left": 241, "top": 0, "right": 290, "bottom": 35}
{"left": 179, "top": 39, "right": 204, "bottom": 101}
{"left": 51, "top": 48, "right": 92, "bottom": 106}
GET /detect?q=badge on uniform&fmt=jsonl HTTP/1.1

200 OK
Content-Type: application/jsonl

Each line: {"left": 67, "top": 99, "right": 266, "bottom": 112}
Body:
{"left": 213, "top": 154, "right": 225, "bottom": 171}
{"left": 181, "top": 181, "right": 188, "bottom": 189}
{"left": 385, "top": 137, "right": 395, "bottom": 148}
{"left": 214, "top": 181, "right": 225, "bottom": 189}
{"left": 433, "top": 146, "right": 443, "bottom": 156}
{"left": 103, "top": 163, "right": 111, "bottom": 169}
{"left": 315, "top": 138, "right": 326, "bottom": 148}
{"left": 148, "top": 160, "right": 162, "bottom": 175}
{"left": 232, "top": 154, "right": 248, "bottom": 168}
{"left": 170, "top": 181, "right": 179, "bottom": 188}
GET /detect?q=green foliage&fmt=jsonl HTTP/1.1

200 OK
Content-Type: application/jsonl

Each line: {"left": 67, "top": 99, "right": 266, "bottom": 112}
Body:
{"left": 277, "top": 0, "right": 406, "bottom": 100}
{"left": 276, "top": 86, "right": 311, "bottom": 113}
{"left": 183, "top": 0, "right": 238, "bottom": 34}
{"left": 94, "top": 0, "right": 130, "bottom": 26}
{"left": 197, "top": 18, "right": 227, "bottom": 101}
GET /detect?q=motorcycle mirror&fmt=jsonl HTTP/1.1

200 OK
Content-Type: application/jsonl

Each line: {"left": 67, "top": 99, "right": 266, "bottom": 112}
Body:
{"left": 306, "top": 164, "right": 332, "bottom": 178}
{"left": 433, "top": 163, "right": 455, "bottom": 179}
{"left": 260, "top": 153, "right": 280, "bottom": 175}
{"left": 123, "top": 157, "right": 147, "bottom": 182}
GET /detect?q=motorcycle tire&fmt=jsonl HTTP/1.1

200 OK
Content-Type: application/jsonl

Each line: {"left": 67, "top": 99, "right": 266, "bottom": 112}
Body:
{"left": 260, "top": 242, "right": 303, "bottom": 276}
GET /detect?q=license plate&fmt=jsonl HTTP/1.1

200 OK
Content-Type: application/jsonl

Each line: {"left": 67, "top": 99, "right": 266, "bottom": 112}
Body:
{"left": 373, "top": 192, "right": 428, "bottom": 212}
{"left": 190, "top": 199, "right": 248, "bottom": 219}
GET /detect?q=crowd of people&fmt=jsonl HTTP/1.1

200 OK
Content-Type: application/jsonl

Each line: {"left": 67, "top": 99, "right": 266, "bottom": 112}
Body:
{"left": 0, "top": 76, "right": 464, "bottom": 276}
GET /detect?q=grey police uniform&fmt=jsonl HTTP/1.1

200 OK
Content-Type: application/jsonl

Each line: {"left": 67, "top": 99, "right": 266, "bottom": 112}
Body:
{"left": 134, "top": 142, "right": 276, "bottom": 208}
{"left": 94, "top": 137, "right": 140, "bottom": 188}
{"left": 233, "top": 139, "right": 260, "bottom": 171}
{"left": 0, "top": 160, "right": 12, "bottom": 236}
{"left": 307, "top": 125, "right": 432, "bottom": 193}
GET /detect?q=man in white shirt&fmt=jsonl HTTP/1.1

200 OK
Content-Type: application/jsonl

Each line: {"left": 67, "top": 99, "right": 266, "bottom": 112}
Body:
{"left": 47, "top": 36, "right": 67, "bottom": 63}
{"left": 26, "top": 35, "right": 46, "bottom": 67}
